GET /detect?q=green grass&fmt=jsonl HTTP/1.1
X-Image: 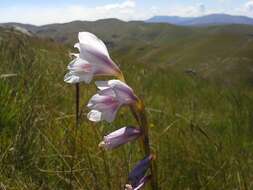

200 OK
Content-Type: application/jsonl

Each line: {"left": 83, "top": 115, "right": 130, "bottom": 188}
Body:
{"left": 0, "top": 26, "right": 253, "bottom": 189}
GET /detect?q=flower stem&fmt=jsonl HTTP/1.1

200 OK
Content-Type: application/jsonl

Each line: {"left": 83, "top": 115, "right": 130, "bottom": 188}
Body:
{"left": 121, "top": 72, "right": 158, "bottom": 189}
{"left": 137, "top": 100, "right": 158, "bottom": 190}
{"left": 69, "top": 83, "right": 80, "bottom": 189}
{"left": 75, "top": 83, "right": 80, "bottom": 128}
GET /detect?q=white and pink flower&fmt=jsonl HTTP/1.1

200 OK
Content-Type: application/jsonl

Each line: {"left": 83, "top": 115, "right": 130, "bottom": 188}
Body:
{"left": 64, "top": 32, "right": 121, "bottom": 84}
{"left": 87, "top": 80, "right": 138, "bottom": 123}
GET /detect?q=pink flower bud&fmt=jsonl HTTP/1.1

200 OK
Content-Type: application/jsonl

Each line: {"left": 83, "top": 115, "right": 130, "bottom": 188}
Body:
{"left": 99, "top": 126, "right": 141, "bottom": 150}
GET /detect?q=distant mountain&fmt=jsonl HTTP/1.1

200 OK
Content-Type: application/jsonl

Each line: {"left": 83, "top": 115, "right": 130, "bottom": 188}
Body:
{"left": 146, "top": 14, "right": 253, "bottom": 26}
{"left": 2, "top": 18, "right": 253, "bottom": 45}
{"left": 0, "top": 18, "right": 196, "bottom": 45}
{"left": 146, "top": 16, "right": 194, "bottom": 25}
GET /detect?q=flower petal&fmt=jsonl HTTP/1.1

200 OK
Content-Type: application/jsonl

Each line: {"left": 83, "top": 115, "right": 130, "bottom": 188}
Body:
{"left": 108, "top": 80, "right": 132, "bottom": 90}
{"left": 109, "top": 80, "right": 137, "bottom": 103}
{"left": 74, "top": 43, "right": 81, "bottom": 50}
{"left": 125, "top": 175, "right": 151, "bottom": 190}
{"left": 64, "top": 32, "right": 122, "bottom": 85}
{"left": 64, "top": 71, "right": 92, "bottom": 84}
{"left": 95, "top": 80, "right": 137, "bottom": 103}
{"left": 78, "top": 43, "right": 119, "bottom": 74}
{"left": 87, "top": 93, "right": 121, "bottom": 123}
{"left": 95, "top": 81, "right": 110, "bottom": 90}
{"left": 87, "top": 94, "right": 118, "bottom": 110}
{"left": 68, "top": 58, "right": 92, "bottom": 73}
{"left": 78, "top": 32, "right": 109, "bottom": 57}
{"left": 128, "top": 155, "right": 153, "bottom": 187}
{"left": 95, "top": 81, "right": 116, "bottom": 96}
{"left": 133, "top": 175, "right": 151, "bottom": 190}
{"left": 98, "top": 88, "right": 116, "bottom": 97}
{"left": 69, "top": 53, "right": 79, "bottom": 58}
{"left": 87, "top": 106, "right": 119, "bottom": 123}
{"left": 100, "top": 126, "right": 141, "bottom": 150}
{"left": 87, "top": 110, "right": 102, "bottom": 122}
{"left": 101, "top": 104, "right": 120, "bottom": 123}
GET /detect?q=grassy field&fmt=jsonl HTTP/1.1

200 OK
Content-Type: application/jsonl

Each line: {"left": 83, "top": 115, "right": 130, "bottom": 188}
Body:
{"left": 0, "top": 24, "right": 253, "bottom": 190}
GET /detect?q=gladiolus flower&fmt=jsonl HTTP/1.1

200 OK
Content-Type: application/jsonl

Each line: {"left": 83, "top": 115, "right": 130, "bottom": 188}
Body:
{"left": 128, "top": 155, "right": 153, "bottom": 189}
{"left": 99, "top": 126, "right": 141, "bottom": 150}
{"left": 87, "top": 80, "right": 138, "bottom": 122}
{"left": 64, "top": 32, "right": 121, "bottom": 84}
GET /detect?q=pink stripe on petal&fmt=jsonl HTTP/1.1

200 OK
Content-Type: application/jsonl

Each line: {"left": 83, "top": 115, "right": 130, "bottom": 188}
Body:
{"left": 68, "top": 58, "right": 93, "bottom": 73}
{"left": 87, "top": 95, "right": 119, "bottom": 111}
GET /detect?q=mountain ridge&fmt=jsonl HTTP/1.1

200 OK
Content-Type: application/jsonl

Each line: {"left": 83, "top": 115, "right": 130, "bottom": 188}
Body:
{"left": 2, "top": 13, "right": 253, "bottom": 34}
{"left": 2, "top": 18, "right": 253, "bottom": 45}
{"left": 146, "top": 14, "right": 253, "bottom": 26}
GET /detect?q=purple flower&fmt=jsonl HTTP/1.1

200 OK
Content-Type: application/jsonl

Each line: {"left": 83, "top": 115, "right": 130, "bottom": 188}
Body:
{"left": 125, "top": 175, "right": 151, "bottom": 190}
{"left": 87, "top": 80, "right": 138, "bottom": 122}
{"left": 128, "top": 155, "right": 153, "bottom": 189}
{"left": 99, "top": 126, "right": 141, "bottom": 150}
{"left": 64, "top": 32, "right": 121, "bottom": 84}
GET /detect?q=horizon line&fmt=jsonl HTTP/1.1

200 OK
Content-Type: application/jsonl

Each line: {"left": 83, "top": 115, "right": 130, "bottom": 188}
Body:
{"left": 1, "top": 12, "right": 253, "bottom": 26}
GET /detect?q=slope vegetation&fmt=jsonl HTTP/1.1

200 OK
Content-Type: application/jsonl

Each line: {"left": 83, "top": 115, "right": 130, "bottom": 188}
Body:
{"left": 0, "top": 25, "right": 253, "bottom": 189}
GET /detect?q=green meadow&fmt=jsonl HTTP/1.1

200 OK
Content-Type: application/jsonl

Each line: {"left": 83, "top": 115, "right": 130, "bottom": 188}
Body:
{"left": 0, "top": 21, "right": 253, "bottom": 189}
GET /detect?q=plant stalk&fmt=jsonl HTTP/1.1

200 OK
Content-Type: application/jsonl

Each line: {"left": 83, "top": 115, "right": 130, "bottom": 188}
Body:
{"left": 75, "top": 83, "right": 80, "bottom": 128}
{"left": 69, "top": 83, "right": 80, "bottom": 189}
{"left": 138, "top": 100, "right": 158, "bottom": 190}
{"left": 120, "top": 73, "right": 158, "bottom": 189}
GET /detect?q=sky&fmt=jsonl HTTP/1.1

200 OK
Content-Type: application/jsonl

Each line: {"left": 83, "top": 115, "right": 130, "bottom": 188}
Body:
{"left": 0, "top": 0, "right": 253, "bottom": 25}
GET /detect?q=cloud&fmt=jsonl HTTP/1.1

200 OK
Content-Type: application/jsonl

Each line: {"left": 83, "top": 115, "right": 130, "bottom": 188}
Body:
{"left": 0, "top": 0, "right": 252, "bottom": 25}
{"left": 199, "top": 4, "right": 206, "bottom": 14}
{"left": 165, "top": 4, "right": 207, "bottom": 17}
{"left": 216, "top": 0, "right": 228, "bottom": 2}
{"left": 245, "top": 0, "right": 253, "bottom": 12}
{"left": 0, "top": 0, "right": 142, "bottom": 25}
{"left": 96, "top": 0, "right": 136, "bottom": 15}
{"left": 0, "top": 2, "right": 209, "bottom": 25}
{"left": 98, "top": 0, "right": 136, "bottom": 10}
{"left": 232, "top": 0, "right": 253, "bottom": 17}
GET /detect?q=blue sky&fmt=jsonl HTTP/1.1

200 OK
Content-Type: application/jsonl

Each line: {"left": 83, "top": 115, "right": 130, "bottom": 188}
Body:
{"left": 0, "top": 0, "right": 253, "bottom": 25}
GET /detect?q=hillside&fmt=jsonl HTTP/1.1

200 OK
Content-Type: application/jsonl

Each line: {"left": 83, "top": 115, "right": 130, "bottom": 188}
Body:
{"left": 0, "top": 24, "right": 253, "bottom": 189}
{"left": 33, "top": 20, "right": 253, "bottom": 87}
{"left": 2, "top": 19, "right": 253, "bottom": 86}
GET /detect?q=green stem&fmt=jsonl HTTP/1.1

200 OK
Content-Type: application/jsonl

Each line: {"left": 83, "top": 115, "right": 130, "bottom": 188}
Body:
{"left": 129, "top": 105, "right": 141, "bottom": 125}
{"left": 136, "top": 100, "right": 158, "bottom": 190}
{"left": 75, "top": 83, "right": 80, "bottom": 128}
{"left": 120, "top": 73, "right": 158, "bottom": 189}
{"left": 69, "top": 83, "right": 80, "bottom": 189}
